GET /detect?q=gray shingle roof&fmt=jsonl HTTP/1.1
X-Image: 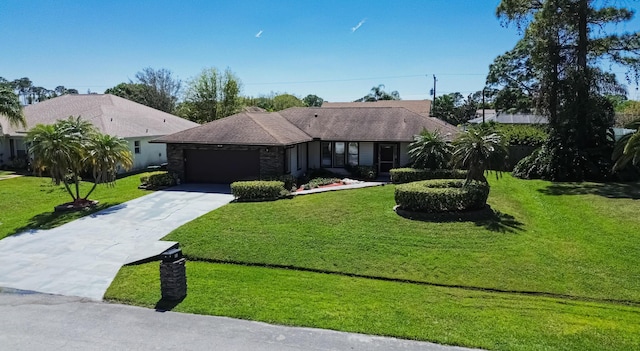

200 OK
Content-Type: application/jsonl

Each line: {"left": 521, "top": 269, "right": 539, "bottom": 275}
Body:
{"left": 0, "top": 94, "right": 199, "bottom": 138}
{"left": 152, "top": 111, "right": 313, "bottom": 146}
{"left": 154, "top": 106, "right": 460, "bottom": 145}
{"left": 281, "top": 107, "right": 458, "bottom": 141}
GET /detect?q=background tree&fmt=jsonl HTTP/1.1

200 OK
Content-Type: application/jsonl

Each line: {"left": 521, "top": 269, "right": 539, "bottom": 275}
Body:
{"left": 273, "top": 93, "right": 304, "bottom": 111}
{"left": 407, "top": 129, "right": 452, "bottom": 169}
{"left": 104, "top": 83, "right": 151, "bottom": 106}
{"left": 0, "top": 76, "right": 78, "bottom": 106}
{"left": 431, "top": 92, "right": 479, "bottom": 125}
{"left": 303, "top": 94, "right": 324, "bottom": 107}
{"left": 495, "top": 0, "right": 640, "bottom": 181}
{"left": 179, "top": 67, "right": 242, "bottom": 123}
{"left": 354, "top": 84, "right": 400, "bottom": 102}
{"left": 133, "top": 67, "right": 182, "bottom": 113}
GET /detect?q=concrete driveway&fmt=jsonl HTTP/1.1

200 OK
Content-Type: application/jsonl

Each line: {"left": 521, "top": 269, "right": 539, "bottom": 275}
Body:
{"left": 0, "top": 184, "right": 233, "bottom": 300}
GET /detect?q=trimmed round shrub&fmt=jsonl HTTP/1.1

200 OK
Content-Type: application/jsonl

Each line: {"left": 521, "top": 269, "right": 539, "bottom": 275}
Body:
{"left": 390, "top": 168, "right": 467, "bottom": 184}
{"left": 231, "top": 180, "right": 286, "bottom": 201}
{"left": 140, "top": 171, "right": 176, "bottom": 188}
{"left": 394, "top": 179, "right": 489, "bottom": 213}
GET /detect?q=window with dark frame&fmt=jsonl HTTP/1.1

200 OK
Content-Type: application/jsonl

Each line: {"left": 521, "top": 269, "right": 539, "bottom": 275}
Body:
{"left": 297, "top": 144, "right": 302, "bottom": 170}
{"left": 321, "top": 141, "right": 358, "bottom": 168}
{"left": 134, "top": 140, "right": 141, "bottom": 154}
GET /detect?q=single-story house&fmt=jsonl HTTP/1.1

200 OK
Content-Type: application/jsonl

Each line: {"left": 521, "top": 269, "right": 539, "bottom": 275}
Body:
{"left": 0, "top": 94, "right": 199, "bottom": 170}
{"left": 322, "top": 99, "right": 434, "bottom": 118}
{"left": 468, "top": 111, "right": 549, "bottom": 124}
{"left": 152, "top": 106, "right": 459, "bottom": 183}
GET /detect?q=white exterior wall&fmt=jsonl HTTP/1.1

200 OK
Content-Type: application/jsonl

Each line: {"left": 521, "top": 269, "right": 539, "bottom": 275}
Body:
{"left": 127, "top": 137, "right": 167, "bottom": 171}
{"left": 359, "top": 142, "right": 375, "bottom": 166}
{"left": 285, "top": 143, "right": 309, "bottom": 178}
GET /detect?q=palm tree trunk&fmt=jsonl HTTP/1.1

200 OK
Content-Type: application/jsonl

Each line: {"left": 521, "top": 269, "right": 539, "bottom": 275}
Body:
{"left": 62, "top": 181, "right": 77, "bottom": 201}
{"left": 84, "top": 183, "right": 98, "bottom": 200}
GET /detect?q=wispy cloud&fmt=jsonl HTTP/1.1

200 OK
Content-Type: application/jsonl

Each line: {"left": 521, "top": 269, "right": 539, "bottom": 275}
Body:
{"left": 351, "top": 19, "right": 366, "bottom": 32}
{"left": 255, "top": 30, "right": 263, "bottom": 38}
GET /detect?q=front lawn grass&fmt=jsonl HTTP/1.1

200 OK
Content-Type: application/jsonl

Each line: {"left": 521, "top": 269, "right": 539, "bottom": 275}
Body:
{"left": 107, "top": 174, "right": 640, "bottom": 350}
{"left": 0, "top": 173, "right": 153, "bottom": 240}
{"left": 106, "top": 262, "right": 640, "bottom": 351}
{"left": 161, "top": 175, "right": 640, "bottom": 302}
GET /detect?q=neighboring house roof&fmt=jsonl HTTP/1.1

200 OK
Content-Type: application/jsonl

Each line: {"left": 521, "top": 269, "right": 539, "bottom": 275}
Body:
{"left": 0, "top": 94, "right": 199, "bottom": 138}
{"left": 468, "top": 113, "right": 548, "bottom": 124}
{"left": 153, "top": 106, "right": 459, "bottom": 146}
{"left": 322, "top": 100, "right": 432, "bottom": 117}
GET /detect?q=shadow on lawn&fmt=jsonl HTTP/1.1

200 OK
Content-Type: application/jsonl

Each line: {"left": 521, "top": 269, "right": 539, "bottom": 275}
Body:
{"left": 539, "top": 182, "right": 640, "bottom": 199}
{"left": 155, "top": 297, "right": 185, "bottom": 312}
{"left": 395, "top": 206, "right": 525, "bottom": 234}
{"left": 10, "top": 202, "right": 119, "bottom": 237}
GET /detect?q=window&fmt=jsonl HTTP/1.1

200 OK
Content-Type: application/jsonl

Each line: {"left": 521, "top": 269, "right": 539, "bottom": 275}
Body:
{"left": 321, "top": 142, "right": 332, "bottom": 167}
{"left": 297, "top": 144, "right": 302, "bottom": 170}
{"left": 348, "top": 142, "right": 359, "bottom": 166}
{"left": 134, "top": 140, "right": 141, "bottom": 154}
{"left": 321, "top": 141, "right": 358, "bottom": 168}
{"left": 333, "top": 142, "right": 345, "bottom": 167}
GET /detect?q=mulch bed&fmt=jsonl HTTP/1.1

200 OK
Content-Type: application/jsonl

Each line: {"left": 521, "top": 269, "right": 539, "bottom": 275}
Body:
{"left": 54, "top": 200, "right": 99, "bottom": 212}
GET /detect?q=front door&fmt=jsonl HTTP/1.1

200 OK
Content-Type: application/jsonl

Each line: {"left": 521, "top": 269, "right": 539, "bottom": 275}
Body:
{"left": 378, "top": 143, "right": 397, "bottom": 174}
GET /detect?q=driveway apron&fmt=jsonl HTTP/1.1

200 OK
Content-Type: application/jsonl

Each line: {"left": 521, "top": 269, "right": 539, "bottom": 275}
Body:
{"left": 0, "top": 184, "right": 233, "bottom": 301}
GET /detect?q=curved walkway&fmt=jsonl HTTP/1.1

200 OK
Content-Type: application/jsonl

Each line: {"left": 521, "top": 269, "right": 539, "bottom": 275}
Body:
{"left": 0, "top": 184, "right": 234, "bottom": 300}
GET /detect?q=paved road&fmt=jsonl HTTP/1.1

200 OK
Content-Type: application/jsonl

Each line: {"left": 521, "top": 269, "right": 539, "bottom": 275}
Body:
{"left": 0, "top": 184, "right": 234, "bottom": 300}
{"left": 0, "top": 291, "right": 480, "bottom": 351}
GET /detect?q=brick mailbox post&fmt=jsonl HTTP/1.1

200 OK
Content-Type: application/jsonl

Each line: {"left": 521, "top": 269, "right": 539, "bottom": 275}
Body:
{"left": 159, "top": 248, "right": 187, "bottom": 300}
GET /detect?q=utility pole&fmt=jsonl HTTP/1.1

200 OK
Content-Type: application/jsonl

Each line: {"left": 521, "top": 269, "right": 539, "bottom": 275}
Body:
{"left": 429, "top": 75, "right": 437, "bottom": 116}
{"left": 482, "top": 88, "right": 486, "bottom": 124}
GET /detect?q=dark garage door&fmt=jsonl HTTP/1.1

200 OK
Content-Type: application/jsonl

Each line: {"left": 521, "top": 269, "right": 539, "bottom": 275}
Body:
{"left": 184, "top": 149, "right": 260, "bottom": 183}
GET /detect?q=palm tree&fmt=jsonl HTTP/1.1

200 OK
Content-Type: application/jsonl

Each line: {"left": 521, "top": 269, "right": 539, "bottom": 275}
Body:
{"left": 408, "top": 128, "right": 452, "bottom": 169}
{"left": 613, "top": 120, "right": 640, "bottom": 172}
{"left": 452, "top": 124, "right": 508, "bottom": 184}
{"left": 0, "top": 88, "right": 26, "bottom": 128}
{"left": 27, "top": 123, "right": 82, "bottom": 200}
{"left": 83, "top": 133, "right": 133, "bottom": 199}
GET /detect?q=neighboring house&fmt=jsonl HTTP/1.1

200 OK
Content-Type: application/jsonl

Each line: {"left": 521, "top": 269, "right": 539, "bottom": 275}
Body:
{"left": 0, "top": 94, "right": 199, "bottom": 170}
{"left": 153, "top": 107, "right": 459, "bottom": 183}
{"left": 468, "top": 111, "right": 549, "bottom": 124}
{"left": 322, "top": 100, "right": 434, "bottom": 118}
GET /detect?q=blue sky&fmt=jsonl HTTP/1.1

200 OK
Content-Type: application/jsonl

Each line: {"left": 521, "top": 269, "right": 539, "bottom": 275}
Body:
{"left": 1, "top": 0, "right": 638, "bottom": 102}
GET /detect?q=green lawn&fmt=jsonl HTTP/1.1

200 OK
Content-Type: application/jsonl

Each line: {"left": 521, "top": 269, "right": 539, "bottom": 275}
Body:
{"left": 104, "top": 174, "right": 640, "bottom": 350}
{"left": 0, "top": 173, "right": 153, "bottom": 240}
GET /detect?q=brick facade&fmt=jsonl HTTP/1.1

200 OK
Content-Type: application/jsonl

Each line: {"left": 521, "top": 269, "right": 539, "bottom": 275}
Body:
{"left": 166, "top": 143, "right": 285, "bottom": 183}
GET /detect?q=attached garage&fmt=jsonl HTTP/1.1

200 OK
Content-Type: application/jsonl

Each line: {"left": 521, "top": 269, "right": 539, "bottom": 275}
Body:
{"left": 184, "top": 149, "right": 260, "bottom": 183}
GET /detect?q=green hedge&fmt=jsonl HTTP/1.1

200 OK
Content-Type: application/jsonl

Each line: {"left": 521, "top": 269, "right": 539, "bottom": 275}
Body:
{"left": 231, "top": 181, "right": 287, "bottom": 201}
{"left": 346, "top": 165, "right": 378, "bottom": 180}
{"left": 394, "top": 179, "right": 489, "bottom": 212}
{"left": 497, "top": 124, "right": 548, "bottom": 147}
{"left": 390, "top": 168, "right": 467, "bottom": 184}
{"left": 140, "top": 171, "right": 176, "bottom": 188}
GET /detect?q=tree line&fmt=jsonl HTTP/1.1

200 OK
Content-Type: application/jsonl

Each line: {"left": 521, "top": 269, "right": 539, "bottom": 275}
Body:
{"left": 103, "top": 67, "right": 326, "bottom": 124}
